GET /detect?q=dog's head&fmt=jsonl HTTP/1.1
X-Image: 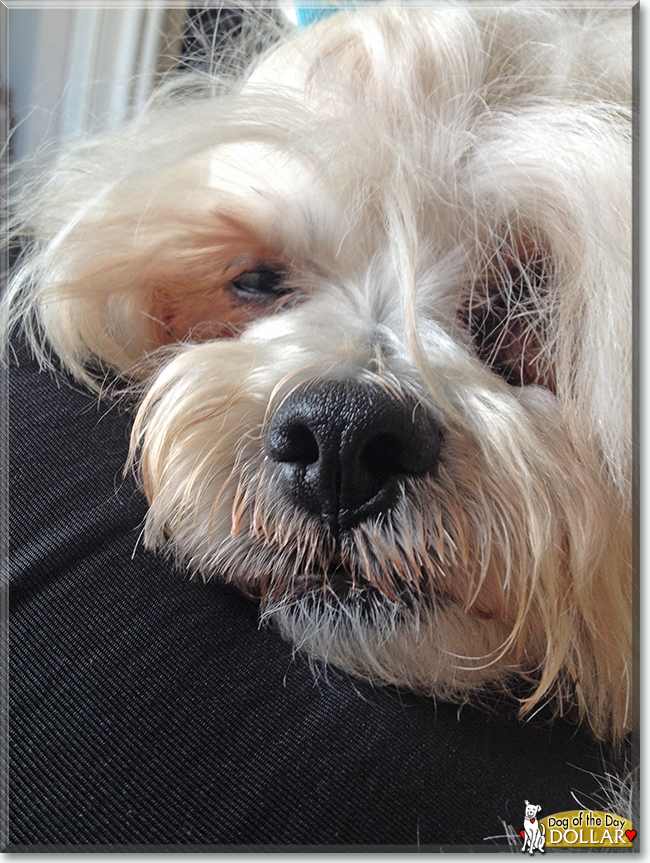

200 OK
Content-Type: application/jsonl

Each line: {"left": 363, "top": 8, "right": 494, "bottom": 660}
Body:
{"left": 524, "top": 802, "right": 542, "bottom": 820}
{"left": 8, "top": 7, "right": 632, "bottom": 739}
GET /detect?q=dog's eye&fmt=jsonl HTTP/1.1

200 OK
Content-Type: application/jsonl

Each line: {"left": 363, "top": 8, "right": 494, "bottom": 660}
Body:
{"left": 228, "top": 267, "right": 291, "bottom": 300}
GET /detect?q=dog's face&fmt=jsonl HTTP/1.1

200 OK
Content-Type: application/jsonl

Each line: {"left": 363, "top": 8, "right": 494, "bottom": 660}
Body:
{"left": 524, "top": 803, "right": 541, "bottom": 820}
{"left": 11, "top": 7, "right": 632, "bottom": 739}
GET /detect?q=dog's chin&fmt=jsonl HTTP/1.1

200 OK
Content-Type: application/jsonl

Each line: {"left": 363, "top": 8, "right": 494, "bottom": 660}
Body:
{"left": 303, "top": 563, "right": 431, "bottom": 609}
{"left": 249, "top": 545, "right": 517, "bottom": 698}
{"left": 219, "top": 483, "right": 449, "bottom": 632}
{"left": 242, "top": 551, "right": 435, "bottom": 625}
{"left": 256, "top": 562, "right": 429, "bottom": 672}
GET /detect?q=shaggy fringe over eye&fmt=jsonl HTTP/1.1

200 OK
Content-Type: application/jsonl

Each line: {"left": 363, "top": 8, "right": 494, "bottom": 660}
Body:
{"left": 460, "top": 229, "right": 555, "bottom": 390}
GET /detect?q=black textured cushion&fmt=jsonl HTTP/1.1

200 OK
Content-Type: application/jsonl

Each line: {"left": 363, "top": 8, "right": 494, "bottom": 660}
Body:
{"left": 8, "top": 340, "right": 615, "bottom": 850}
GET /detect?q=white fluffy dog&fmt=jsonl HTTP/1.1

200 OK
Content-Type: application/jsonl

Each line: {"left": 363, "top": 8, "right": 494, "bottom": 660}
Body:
{"left": 7, "top": 5, "right": 633, "bottom": 742}
{"left": 522, "top": 801, "right": 545, "bottom": 854}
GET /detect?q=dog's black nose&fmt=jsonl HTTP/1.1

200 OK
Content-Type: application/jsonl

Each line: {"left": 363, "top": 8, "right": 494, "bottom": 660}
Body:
{"left": 265, "top": 380, "right": 442, "bottom": 533}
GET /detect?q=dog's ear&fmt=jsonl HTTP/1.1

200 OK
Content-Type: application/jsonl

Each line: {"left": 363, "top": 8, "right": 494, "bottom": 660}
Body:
{"left": 460, "top": 231, "right": 555, "bottom": 391}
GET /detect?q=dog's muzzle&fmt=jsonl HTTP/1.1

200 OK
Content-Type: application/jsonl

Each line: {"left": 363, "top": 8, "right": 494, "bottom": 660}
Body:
{"left": 265, "top": 380, "right": 442, "bottom": 534}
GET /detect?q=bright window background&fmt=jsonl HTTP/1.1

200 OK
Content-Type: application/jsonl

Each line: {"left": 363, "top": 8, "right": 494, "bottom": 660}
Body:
{"left": 5, "top": 3, "right": 299, "bottom": 164}
{"left": 6, "top": 4, "right": 187, "bottom": 162}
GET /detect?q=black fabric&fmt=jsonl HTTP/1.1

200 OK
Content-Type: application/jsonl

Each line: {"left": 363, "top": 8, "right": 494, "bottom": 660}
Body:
{"left": 8, "top": 340, "right": 618, "bottom": 850}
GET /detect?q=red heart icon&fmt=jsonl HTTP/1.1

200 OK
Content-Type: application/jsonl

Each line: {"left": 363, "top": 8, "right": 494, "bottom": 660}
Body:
{"left": 625, "top": 830, "right": 636, "bottom": 842}
{"left": 520, "top": 830, "right": 525, "bottom": 839}
{"left": 530, "top": 818, "right": 535, "bottom": 823}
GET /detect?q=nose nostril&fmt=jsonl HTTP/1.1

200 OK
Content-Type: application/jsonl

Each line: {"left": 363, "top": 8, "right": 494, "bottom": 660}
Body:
{"left": 272, "top": 423, "right": 320, "bottom": 466}
{"left": 359, "top": 433, "right": 405, "bottom": 482}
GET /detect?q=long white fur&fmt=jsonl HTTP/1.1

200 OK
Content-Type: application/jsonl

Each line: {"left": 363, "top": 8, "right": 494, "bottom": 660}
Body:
{"left": 5, "top": 4, "right": 632, "bottom": 741}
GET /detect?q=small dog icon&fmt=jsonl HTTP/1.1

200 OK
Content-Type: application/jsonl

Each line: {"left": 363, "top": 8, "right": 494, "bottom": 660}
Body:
{"left": 521, "top": 801, "right": 545, "bottom": 854}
